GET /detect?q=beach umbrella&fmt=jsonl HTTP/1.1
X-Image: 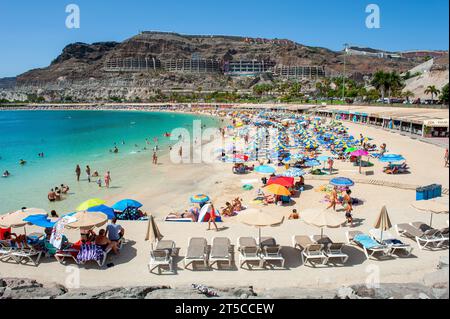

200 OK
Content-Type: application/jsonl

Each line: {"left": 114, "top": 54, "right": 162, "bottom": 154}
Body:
{"left": 190, "top": 194, "right": 210, "bottom": 204}
{"left": 282, "top": 168, "right": 306, "bottom": 178}
{"left": 301, "top": 208, "right": 347, "bottom": 238}
{"left": 0, "top": 208, "right": 46, "bottom": 229}
{"left": 254, "top": 165, "right": 276, "bottom": 174}
{"left": 350, "top": 150, "right": 370, "bottom": 174}
{"left": 330, "top": 177, "right": 354, "bottom": 187}
{"left": 237, "top": 208, "right": 284, "bottom": 244}
{"left": 304, "top": 160, "right": 321, "bottom": 167}
{"left": 77, "top": 198, "right": 106, "bottom": 211}
{"left": 379, "top": 154, "right": 405, "bottom": 163}
{"left": 412, "top": 200, "right": 449, "bottom": 227}
{"left": 65, "top": 211, "right": 108, "bottom": 230}
{"left": 344, "top": 147, "right": 358, "bottom": 153}
{"left": 233, "top": 154, "right": 249, "bottom": 161}
{"left": 23, "top": 214, "right": 56, "bottom": 228}
{"left": 112, "top": 199, "right": 143, "bottom": 212}
{"left": 373, "top": 206, "right": 392, "bottom": 241}
{"left": 267, "top": 176, "right": 295, "bottom": 188}
{"left": 264, "top": 184, "right": 291, "bottom": 196}
{"left": 87, "top": 205, "right": 116, "bottom": 219}
{"left": 145, "top": 214, "right": 163, "bottom": 243}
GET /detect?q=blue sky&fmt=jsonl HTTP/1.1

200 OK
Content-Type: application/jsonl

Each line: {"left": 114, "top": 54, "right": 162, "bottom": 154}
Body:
{"left": 0, "top": 0, "right": 448, "bottom": 77}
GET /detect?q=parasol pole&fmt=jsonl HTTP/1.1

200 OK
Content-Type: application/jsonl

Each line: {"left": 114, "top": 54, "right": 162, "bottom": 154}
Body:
{"left": 430, "top": 212, "right": 433, "bottom": 228}
{"left": 359, "top": 156, "right": 362, "bottom": 174}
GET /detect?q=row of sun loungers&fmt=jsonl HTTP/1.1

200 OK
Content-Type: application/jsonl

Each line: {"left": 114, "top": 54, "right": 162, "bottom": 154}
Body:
{"left": 0, "top": 238, "right": 125, "bottom": 267}
{"left": 292, "top": 235, "right": 348, "bottom": 266}
{"left": 395, "top": 222, "right": 448, "bottom": 250}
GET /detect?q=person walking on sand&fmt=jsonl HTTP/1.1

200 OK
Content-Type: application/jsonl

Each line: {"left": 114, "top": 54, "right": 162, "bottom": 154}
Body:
{"left": 152, "top": 151, "right": 158, "bottom": 165}
{"left": 326, "top": 186, "right": 338, "bottom": 211}
{"left": 104, "top": 171, "right": 112, "bottom": 188}
{"left": 207, "top": 203, "right": 219, "bottom": 231}
{"left": 327, "top": 157, "right": 334, "bottom": 175}
{"left": 343, "top": 189, "right": 354, "bottom": 227}
{"left": 75, "top": 165, "right": 81, "bottom": 181}
{"left": 86, "top": 165, "right": 91, "bottom": 183}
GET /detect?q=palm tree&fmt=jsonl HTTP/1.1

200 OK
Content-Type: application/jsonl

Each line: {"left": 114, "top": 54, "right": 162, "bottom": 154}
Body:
{"left": 371, "top": 71, "right": 390, "bottom": 101}
{"left": 387, "top": 71, "right": 403, "bottom": 99}
{"left": 402, "top": 90, "right": 415, "bottom": 103}
{"left": 424, "top": 85, "right": 441, "bottom": 103}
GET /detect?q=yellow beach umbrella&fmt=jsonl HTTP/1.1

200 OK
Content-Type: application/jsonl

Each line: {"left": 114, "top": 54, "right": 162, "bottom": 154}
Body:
{"left": 76, "top": 198, "right": 106, "bottom": 211}
{"left": 264, "top": 184, "right": 291, "bottom": 196}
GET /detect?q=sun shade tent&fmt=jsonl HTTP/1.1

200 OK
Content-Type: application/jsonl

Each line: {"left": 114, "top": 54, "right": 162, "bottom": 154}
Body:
{"left": 237, "top": 208, "right": 284, "bottom": 245}
{"left": 112, "top": 199, "right": 143, "bottom": 212}
{"left": 411, "top": 200, "right": 449, "bottom": 227}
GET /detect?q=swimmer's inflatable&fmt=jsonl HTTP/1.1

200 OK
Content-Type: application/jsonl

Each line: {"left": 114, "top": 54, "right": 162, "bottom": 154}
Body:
{"left": 197, "top": 204, "right": 222, "bottom": 223}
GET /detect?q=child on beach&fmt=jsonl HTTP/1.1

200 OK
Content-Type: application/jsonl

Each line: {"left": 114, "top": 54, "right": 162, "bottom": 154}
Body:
{"left": 96, "top": 177, "right": 102, "bottom": 188}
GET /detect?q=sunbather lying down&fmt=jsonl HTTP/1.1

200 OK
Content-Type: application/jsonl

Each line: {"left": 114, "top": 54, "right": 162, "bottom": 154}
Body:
{"left": 166, "top": 210, "right": 197, "bottom": 222}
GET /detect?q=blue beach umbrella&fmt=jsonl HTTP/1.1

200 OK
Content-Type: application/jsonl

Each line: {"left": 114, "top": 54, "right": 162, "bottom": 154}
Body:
{"left": 23, "top": 215, "right": 56, "bottom": 228}
{"left": 316, "top": 155, "right": 334, "bottom": 162}
{"left": 190, "top": 194, "right": 210, "bottom": 204}
{"left": 254, "top": 165, "right": 276, "bottom": 174}
{"left": 379, "top": 154, "right": 405, "bottom": 163}
{"left": 282, "top": 168, "right": 306, "bottom": 177}
{"left": 304, "top": 160, "right": 321, "bottom": 167}
{"left": 112, "top": 199, "right": 143, "bottom": 212}
{"left": 330, "top": 177, "right": 355, "bottom": 187}
{"left": 87, "top": 205, "right": 116, "bottom": 219}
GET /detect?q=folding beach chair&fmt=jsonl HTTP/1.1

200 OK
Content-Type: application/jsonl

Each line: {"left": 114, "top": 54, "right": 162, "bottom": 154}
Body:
{"left": 209, "top": 237, "right": 232, "bottom": 269}
{"left": 184, "top": 237, "right": 208, "bottom": 270}
{"left": 237, "top": 237, "right": 262, "bottom": 269}
{"left": 369, "top": 229, "right": 413, "bottom": 256}
{"left": 395, "top": 223, "right": 447, "bottom": 250}
{"left": 347, "top": 232, "right": 390, "bottom": 260}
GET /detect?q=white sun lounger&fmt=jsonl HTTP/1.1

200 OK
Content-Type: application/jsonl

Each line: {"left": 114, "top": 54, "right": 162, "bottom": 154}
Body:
{"left": 260, "top": 238, "right": 285, "bottom": 268}
{"left": 184, "top": 237, "right": 208, "bottom": 270}
{"left": 292, "top": 235, "right": 328, "bottom": 266}
{"left": 11, "top": 247, "right": 43, "bottom": 266}
{"left": 395, "top": 223, "right": 447, "bottom": 250}
{"left": 346, "top": 231, "right": 390, "bottom": 260}
{"left": 0, "top": 240, "right": 14, "bottom": 262}
{"left": 369, "top": 229, "right": 413, "bottom": 256}
{"left": 209, "top": 237, "right": 232, "bottom": 269}
{"left": 149, "top": 249, "right": 173, "bottom": 274}
{"left": 237, "top": 237, "right": 262, "bottom": 269}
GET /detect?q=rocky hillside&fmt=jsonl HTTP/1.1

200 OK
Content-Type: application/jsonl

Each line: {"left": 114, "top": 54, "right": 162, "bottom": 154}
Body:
{"left": 3, "top": 32, "right": 444, "bottom": 102}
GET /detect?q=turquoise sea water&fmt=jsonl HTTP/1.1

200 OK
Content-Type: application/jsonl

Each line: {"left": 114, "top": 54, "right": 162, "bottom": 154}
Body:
{"left": 0, "top": 110, "right": 221, "bottom": 214}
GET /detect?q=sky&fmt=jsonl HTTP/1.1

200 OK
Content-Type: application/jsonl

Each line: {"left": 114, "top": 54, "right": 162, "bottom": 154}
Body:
{"left": 0, "top": 0, "right": 448, "bottom": 77}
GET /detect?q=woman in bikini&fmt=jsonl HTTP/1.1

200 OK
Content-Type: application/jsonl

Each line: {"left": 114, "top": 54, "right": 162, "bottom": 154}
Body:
{"left": 326, "top": 186, "right": 338, "bottom": 211}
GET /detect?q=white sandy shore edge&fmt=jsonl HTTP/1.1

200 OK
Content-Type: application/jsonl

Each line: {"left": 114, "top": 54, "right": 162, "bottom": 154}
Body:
{"left": 0, "top": 111, "right": 448, "bottom": 292}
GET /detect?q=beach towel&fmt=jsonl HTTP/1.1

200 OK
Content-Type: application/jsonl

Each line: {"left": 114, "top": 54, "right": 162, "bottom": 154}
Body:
{"left": 354, "top": 234, "right": 380, "bottom": 249}
{"left": 50, "top": 215, "right": 75, "bottom": 249}
{"left": 77, "top": 244, "right": 105, "bottom": 263}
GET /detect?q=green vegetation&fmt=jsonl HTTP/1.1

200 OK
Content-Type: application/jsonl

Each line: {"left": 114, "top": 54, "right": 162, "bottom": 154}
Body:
{"left": 424, "top": 85, "right": 440, "bottom": 102}
{"left": 440, "top": 83, "right": 449, "bottom": 105}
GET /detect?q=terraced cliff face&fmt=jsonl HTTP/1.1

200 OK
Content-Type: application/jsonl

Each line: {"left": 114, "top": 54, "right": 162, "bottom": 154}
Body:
{"left": 17, "top": 32, "right": 421, "bottom": 84}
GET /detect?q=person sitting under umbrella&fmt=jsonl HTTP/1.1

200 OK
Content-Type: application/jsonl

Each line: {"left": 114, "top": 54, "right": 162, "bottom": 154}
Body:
{"left": 95, "top": 229, "right": 119, "bottom": 254}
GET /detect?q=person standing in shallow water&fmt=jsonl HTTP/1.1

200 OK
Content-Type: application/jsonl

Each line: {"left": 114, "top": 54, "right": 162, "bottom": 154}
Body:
{"left": 75, "top": 165, "right": 81, "bottom": 181}
{"left": 86, "top": 165, "right": 91, "bottom": 183}
{"left": 104, "top": 171, "right": 112, "bottom": 188}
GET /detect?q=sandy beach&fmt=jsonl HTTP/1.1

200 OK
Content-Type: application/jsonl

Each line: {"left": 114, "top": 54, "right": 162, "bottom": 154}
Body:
{"left": 1, "top": 109, "right": 448, "bottom": 295}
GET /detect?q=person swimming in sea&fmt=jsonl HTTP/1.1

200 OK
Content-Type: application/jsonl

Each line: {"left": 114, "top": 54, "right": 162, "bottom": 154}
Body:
{"left": 2, "top": 170, "right": 10, "bottom": 178}
{"left": 113, "top": 146, "right": 119, "bottom": 153}
{"left": 19, "top": 159, "right": 26, "bottom": 165}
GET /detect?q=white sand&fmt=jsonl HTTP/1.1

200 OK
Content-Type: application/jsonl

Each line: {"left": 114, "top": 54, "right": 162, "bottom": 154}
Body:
{"left": 1, "top": 118, "right": 448, "bottom": 292}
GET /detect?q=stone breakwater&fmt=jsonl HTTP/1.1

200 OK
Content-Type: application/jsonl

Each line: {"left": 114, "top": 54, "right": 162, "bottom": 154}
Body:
{"left": 1, "top": 270, "right": 448, "bottom": 299}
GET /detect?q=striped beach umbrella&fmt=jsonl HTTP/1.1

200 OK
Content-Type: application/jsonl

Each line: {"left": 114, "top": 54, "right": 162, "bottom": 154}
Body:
{"left": 190, "top": 194, "right": 210, "bottom": 204}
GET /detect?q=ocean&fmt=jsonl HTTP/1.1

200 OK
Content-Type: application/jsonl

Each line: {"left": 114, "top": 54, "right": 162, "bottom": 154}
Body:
{"left": 0, "top": 110, "right": 222, "bottom": 214}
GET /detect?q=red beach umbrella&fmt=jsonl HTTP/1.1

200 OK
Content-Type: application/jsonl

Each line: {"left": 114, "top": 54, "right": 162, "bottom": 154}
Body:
{"left": 267, "top": 176, "right": 295, "bottom": 188}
